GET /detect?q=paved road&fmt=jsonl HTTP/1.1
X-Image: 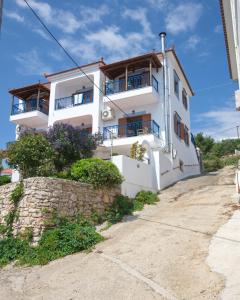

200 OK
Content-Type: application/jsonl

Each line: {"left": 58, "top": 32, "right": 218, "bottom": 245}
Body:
{"left": 0, "top": 167, "right": 238, "bottom": 300}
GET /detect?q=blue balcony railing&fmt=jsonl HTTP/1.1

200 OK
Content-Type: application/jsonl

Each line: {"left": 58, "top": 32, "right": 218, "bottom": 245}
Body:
{"left": 55, "top": 89, "right": 93, "bottom": 110}
{"left": 103, "top": 119, "right": 160, "bottom": 140}
{"left": 105, "top": 72, "right": 159, "bottom": 96}
{"left": 11, "top": 99, "right": 48, "bottom": 115}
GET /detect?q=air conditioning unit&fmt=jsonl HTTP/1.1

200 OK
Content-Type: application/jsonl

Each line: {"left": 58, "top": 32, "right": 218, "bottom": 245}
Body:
{"left": 102, "top": 107, "right": 115, "bottom": 121}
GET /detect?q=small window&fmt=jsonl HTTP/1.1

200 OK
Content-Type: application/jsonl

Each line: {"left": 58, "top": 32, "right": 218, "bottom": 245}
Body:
{"left": 184, "top": 125, "right": 189, "bottom": 145}
{"left": 174, "top": 70, "right": 179, "bottom": 98}
{"left": 174, "top": 112, "right": 182, "bottom": 138}
{"left": 179, "top": 159, "right": 184, "bottom": 172}
{"left": 182, "top": 89, "right": 188, "bottom": 110}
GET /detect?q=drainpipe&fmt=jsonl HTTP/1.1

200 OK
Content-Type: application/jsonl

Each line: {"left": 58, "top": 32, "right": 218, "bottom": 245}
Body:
{"left": 159, "top": 32, "right": 170, "bottom": 153}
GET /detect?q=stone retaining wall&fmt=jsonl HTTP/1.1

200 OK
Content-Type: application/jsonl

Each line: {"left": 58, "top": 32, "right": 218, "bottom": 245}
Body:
{"left": 0, "top": 177, "right": 120, "bottom": 242}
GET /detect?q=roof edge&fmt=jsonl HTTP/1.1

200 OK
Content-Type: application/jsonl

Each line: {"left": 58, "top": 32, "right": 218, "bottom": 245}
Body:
{"left": 44, "top": 60, "right": 106, "bottom": 79}
{"left": 165, "top": 48, "right": 194, "bottom": 96}
{"left": 219, "top": 0, "right": 234, "bottom": 79}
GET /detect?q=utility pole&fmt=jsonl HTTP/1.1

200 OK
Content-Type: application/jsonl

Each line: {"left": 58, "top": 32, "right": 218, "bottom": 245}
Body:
{"left": 0, "top": 0, "right": 3, "bottom": 33}
{"left": 237, "top": 126, "right": 240, "bottom": 139}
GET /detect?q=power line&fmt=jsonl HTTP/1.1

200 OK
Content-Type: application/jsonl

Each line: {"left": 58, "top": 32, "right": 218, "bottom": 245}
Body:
{"left": 23, "top": 0, "right": 129, "bottom": 117}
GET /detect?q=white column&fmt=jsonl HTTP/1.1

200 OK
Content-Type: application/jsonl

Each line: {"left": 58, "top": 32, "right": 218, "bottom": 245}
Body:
{"left": 48, "top": 82, "right": 56, "bottom": 127}
{"left": 92, "top": 71, "right": 101, "bottom": 134}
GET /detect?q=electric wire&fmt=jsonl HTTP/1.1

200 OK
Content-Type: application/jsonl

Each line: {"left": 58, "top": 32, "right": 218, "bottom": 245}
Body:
{"left": 23, "top": 0, "right": 129, "bottom": 117}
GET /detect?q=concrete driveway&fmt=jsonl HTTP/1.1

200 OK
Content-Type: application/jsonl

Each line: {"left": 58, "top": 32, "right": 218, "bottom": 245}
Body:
{"left": 0, "top": 167, "right": 239, "bottom": 300}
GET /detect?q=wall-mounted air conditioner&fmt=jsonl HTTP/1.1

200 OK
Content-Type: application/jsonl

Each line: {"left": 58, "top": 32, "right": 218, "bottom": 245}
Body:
{"left": 102, "top": 107, "right": 115, "bottom": 121}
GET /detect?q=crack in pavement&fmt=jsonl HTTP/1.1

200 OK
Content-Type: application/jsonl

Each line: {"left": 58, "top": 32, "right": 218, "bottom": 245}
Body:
{"left": 96, "top": 250, "right": 178, "bottom": 300}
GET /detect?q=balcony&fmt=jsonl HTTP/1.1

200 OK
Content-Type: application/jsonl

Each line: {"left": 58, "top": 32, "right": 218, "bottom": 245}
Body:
{"left": 55, "top": 89, "right": 93, "bottom": 110}
{"left": 101, "top": 52, "right": 162, "bottom": 109}
{"left": 12, "top": 99, "right": 48, "bottom": 115}
{"left": 103, "top": 119, "right": 160, "bottom": 140}
{"left": 9, "top": 83, "right": 49, "bottom": 128}
{"left": 105, "top": 72, "right": 158, "bottom": 95}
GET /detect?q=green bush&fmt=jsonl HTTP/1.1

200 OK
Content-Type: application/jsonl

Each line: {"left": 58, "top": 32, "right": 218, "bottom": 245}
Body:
{"left": 203, "top": 157, "right": 223, "bottom": 172}
{"left": 7, "top": 133, "right": 54, "bottom": 178}
{"left": 0, "top": 215, "right": 103, "bottom": 267}
{"left": 222, "top": 156, "right": 240, "bottom": 167}
{"left": 55, "top": 169, "right": 72, "bottom": 180}
{"left": 71, "top": 158, "right": 123, "bottom": 188}
{"left": 0, "top": 176, "right": 11, "bottom": 186}
{"left": 135, "top": 191, "right": 158, "bottom": 205}
{"left": 0, "top": 237, "right": 30, "bottom": 267}
{"left": 10, "top": 182, "right": 24, "bottom": 205}
{"left": 105, "top": 195, "right": 134, "bottom": 224}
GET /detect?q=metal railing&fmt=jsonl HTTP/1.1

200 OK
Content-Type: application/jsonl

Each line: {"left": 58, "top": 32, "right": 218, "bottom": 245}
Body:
{"left": 11, "top": 99, "right": 48, "bottom": 115}
{"left": 105, "top": 72, "right": 159, "bottom": 95}
{"left": 103, "top": 119, "right": 160, "bottom": 140}
{"left": 55, "top": 89, "right": 93, "bottom": 110}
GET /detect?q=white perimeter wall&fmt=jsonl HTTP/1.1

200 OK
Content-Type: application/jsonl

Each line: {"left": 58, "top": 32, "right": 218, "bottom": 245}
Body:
{"left": 112, "top": 155, "right": 157, "bottom": 198}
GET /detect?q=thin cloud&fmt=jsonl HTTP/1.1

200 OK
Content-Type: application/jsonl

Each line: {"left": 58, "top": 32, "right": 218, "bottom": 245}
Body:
{"left": 4, "top": 10, "right": 24, "bottom": 23}
{"left": 15, "top": 0, "right": 109, "bottom": 34}
{"left": 60, "top": 8, "right": 154, "bottom": 63}
{"left": 146, "top": 0, "right": 169, "bottom": 10}
{"left": 214, "top": 24, "right": 222, "bottom": 34}
{"left": 32, "top": 28, "right": 51, "bottom": 41}
{"left": 185, "top": 35, "right": 201, "bottom": 50}
{"left": 194, "top": 105, "right": 240, "bottom": 140}
{"left": 15, "top": 49, "right": 52, "bottom": 76}
{"left": 165, "top": 2, "right": 203, "bottom": 35}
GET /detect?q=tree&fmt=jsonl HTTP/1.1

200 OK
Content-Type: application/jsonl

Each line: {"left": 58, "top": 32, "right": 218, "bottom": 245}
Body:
{"left": 7, "top": 133, "right": 54, "bottom": 178}
{"left": 194, "top": 133, "right": 215, "bottom": 156}
{"left": 47, "top": 123, "right": 97, "bottom": 172}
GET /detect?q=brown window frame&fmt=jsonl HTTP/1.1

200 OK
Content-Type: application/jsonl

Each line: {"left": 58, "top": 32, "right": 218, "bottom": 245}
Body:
{"left": 174, "top": 70, "right": 180, "bottom": 98}
{"left": 184, "top": 125, "right": 189, "bottom": 146}
{"left": 174, "top": 112, "right": 182, "bottom": 138}
{"left": 182, "top": 88, "right": 188, "bottom": 110}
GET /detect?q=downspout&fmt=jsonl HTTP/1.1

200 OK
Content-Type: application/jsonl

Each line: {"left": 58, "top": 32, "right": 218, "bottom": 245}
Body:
{"left": 159, "top": 32, "right": 171, "bottom": 153}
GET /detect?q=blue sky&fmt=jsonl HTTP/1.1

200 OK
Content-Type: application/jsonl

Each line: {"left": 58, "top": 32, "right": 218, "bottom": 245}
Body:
{"left": 0, "top": 0, "right": 238, "bottom": 148}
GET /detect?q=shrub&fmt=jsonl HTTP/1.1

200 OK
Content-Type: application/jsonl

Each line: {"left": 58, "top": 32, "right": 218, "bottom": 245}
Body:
{"left": 0, "top": 175, "right": 11, "bottom": 186}
{"left": 47, "top": 123, "right": 97, "bottom": 172}
{"left": 135, "top": 191, "right": 158, "bottom": 205}
{"left": 130, "top": 142, "right": 146, "bottom": 161}
{"left": 203, "top": 157, "right": 223, "bottom": 172}
{"left": 7, "top": 133, "right": 54, "bottom": 178}
{"left": 0, "top": 215, "right": 103, "bottom": 267}
{"left": 105, "top": 195, "right": 134, "bottom": 224}
{"left": 222, "top": 156, "right": 240, "bottom": 167}
{"left": 71, "top": 158, "right": 123, "bottom": 188}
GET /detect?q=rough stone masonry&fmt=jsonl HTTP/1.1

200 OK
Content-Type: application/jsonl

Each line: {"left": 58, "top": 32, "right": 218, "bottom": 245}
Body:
{"left": 0, "top": 177, "right": 120, "bottom": 243}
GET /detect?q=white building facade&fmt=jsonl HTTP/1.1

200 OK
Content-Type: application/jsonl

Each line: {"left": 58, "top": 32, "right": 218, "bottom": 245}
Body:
{"left": 9, "top": 40, "right": 200, "bottom": 197}
{"left": 220, "top": 0, "right": 240, "bottom": 110}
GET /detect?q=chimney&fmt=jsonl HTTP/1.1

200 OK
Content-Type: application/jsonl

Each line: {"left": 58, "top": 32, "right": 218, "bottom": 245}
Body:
{"left": 159, "top": 32, "right": 166, "bottom": 54}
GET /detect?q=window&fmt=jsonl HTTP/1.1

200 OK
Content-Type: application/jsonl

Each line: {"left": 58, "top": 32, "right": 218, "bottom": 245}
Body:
{"left": 174, "top": 112, "right": 182, "bottom": 138}
{"left": 182, "top": 89, "right": 188, "bottom": 110}
{"left": 179, "top": 159, "right": 184, "bottom": 172}
{"left": 174, "top": 70, "right": 179, "bottom": 98}
{"left": 184, "top": 125, "right": 189, "bottom": 145}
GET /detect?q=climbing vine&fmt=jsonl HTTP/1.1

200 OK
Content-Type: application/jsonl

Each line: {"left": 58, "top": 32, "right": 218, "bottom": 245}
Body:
{"left": 3, "top": 182, "right": 24, "bottom": 236}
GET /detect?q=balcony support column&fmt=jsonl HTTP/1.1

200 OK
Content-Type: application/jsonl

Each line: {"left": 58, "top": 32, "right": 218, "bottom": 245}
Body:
{"left": 149, "top": 59, "right": 152, "bottom": 86}
{"left": 125, "top": 65, "right": 128, "bottom": 91}
{"left": 11, "top": 95, "right": 14, "bottom": 115}
{"left": 37, "top": 85, "right": 40, "bottom": 111}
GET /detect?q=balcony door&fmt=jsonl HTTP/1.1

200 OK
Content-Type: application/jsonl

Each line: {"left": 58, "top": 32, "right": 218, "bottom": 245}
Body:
{"left": 118, "top": 114, "right": 151, "bottom": 137}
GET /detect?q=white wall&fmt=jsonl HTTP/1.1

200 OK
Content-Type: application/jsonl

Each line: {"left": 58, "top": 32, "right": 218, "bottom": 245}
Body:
{"left": 112, "top": 155, "right": 157, "bottom": 198}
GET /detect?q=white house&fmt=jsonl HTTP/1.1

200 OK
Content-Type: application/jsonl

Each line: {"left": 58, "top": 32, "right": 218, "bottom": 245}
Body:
{"left": 9, "top": 33, "right": 200, "bottom": 197}
{"left": 220, "top": 0, "right": 240, "bottom": 110}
